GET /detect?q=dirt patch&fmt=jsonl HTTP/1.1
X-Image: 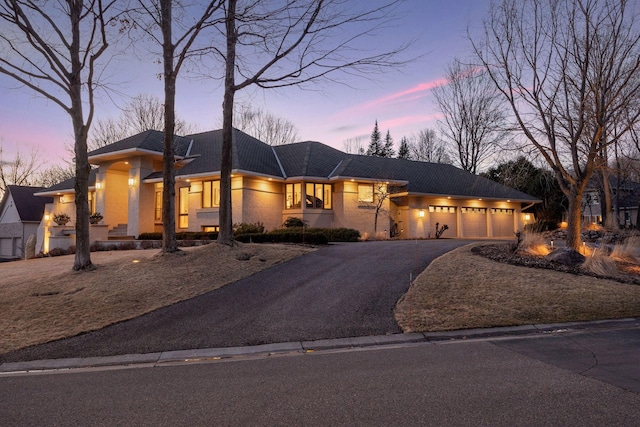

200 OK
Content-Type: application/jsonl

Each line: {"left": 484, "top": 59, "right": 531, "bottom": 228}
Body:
{"left": 395, "top": 243, "right": 640, "bottom": 333}
{"left": 0, "top": 243, "right": 314, "bottom": 355}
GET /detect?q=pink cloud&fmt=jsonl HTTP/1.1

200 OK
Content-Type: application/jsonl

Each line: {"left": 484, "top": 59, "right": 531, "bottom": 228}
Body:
{"left": 360, "top": 78, "right": 449, "bottom": 110}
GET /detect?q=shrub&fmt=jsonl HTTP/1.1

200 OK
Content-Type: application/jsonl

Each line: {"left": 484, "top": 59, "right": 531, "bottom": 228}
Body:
{"left": 138, "top": 232, "right": 163, "bottom": 240}
{"left": 283, "top": 217, "right": 307, "bottom": 228}
{"left": 137, "top": 231, "right": 219, "bottom": 241}
{"left": 117, "top": 241, "right": 137, "bottom": 251}
{"left": 517, "top": 232, "right": 551, "bottom": 256}
{"left": 233, "top": 222, "right": 265, "bottom": 235}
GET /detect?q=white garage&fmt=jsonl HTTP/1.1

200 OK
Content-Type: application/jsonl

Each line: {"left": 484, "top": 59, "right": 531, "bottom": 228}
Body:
{"left": 491, "top": 208, "right": 515, "bottom": 237}
{"left": 461, "top": 207, "right": 487, "bottom": 237}
{"left": 429, "top": 205, "right": 457, "bottom": 238}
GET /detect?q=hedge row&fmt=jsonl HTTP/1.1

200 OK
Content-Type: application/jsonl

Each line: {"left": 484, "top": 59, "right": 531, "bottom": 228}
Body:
{"left": 235, "top": 230, "right": 329, "bottom": 245}
{"left": 138, "top": 227, "right": 360, "bottom": 244}
{"left": 138, "top": 231, "right": 219, "bottom": 241}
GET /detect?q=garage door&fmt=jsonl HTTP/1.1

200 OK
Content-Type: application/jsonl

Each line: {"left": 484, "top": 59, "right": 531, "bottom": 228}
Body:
{"left": 0, "top": 238, "right": 15, "bottom": 257}
{"left": 429, "top": 206, "right": 457, "bottom": 238}
{"left": 461, "top": 207, "right": 487, "bottom": 237}
{"left": 491, "top": 208, "right": 515, "bottom": 237}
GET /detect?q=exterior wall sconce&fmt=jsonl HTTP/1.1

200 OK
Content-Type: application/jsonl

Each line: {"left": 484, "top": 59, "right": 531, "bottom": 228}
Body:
{"left": 95, "top": 182, "right": 102, "bottom": 190}
{"left": 418, "top": 209, "right": 425, "bottom": 218}
{"left": 44, "top": 214, "right": 50, "bottom": 221}
{"left": 128, "top": 178, "right": 135, "bottom": 186}
{"left": 524, "top": 214, "right": 531, "bottom": 221}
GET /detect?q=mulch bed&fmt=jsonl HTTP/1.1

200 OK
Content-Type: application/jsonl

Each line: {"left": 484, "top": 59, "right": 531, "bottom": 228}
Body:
{"left": 472, "top": 243, "right": 640, "bottom": 285}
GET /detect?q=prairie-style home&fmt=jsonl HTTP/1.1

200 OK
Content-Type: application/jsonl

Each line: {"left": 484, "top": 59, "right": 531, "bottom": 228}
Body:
{"left": 35, "top": 129, "right": 539, "bottom": 252}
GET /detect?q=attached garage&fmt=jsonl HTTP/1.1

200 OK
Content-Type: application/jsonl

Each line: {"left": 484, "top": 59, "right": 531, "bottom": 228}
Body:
{"left": 461, "top": 207, "right": 487, "bottom": 237}
{"left": 491, "top": 208, "right": 515, "bottom": 237}
{"left": 429, "top": 205, "right": 457, "bottom": 237}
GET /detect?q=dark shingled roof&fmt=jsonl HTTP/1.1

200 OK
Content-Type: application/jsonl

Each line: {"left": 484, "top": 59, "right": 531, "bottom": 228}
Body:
{"left": 43, "top": 128, "right": 539, "bottom": 202}
{"left": 88, "top": 129, "right": 192, "bottom": 158}
{"left": 176, "top": 129, "right": 284, "bottom": 178}
{"left": 2, "top": 186, "right": 53, "bottom": 222}
{"left": 39, "top": 169, "right": 97, "bottom": 193}
{"left": 274, "top": 141, "right": 346, "bottom": 178}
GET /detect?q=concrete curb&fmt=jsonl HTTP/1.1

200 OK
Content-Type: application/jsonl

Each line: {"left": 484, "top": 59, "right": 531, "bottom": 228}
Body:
{"left": 1, "top": 317, "right": 638, "bottom": 375}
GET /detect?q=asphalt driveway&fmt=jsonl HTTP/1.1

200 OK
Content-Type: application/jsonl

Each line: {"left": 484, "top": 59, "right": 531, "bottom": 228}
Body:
{"left": 1, "top": 240, "right": 471, "bottom": 362}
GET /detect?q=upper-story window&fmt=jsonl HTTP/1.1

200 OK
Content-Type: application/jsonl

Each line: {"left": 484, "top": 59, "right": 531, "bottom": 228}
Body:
{"left": 202, "top": 180, "right": 220, "bottom": 208}
{"left": 306, "top": 183, "right": 332, "bottom": 209}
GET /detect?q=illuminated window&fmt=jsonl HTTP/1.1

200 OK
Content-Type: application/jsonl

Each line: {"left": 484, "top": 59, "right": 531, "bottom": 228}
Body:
{"left": 179, "top": 186, "right": 189, "bottom": 228}
{"left": 358, "top": 184, "right": 374, "bottom": 203}
{"left": 88, "top": 191, "right": 96, "bottom": 214}
{"left": 305, "top": 183, "right": 332, "bottom": 209}
{"left": 202, "top": 225, "right": 219, "bottom": 232}
{"left": 285, "top": 183, "right": 302, "bottom": 209}
{"left": 202, "top": 180, "right": 220, "bottom": 208}
{"left": 154, "top": 188, "right": 162, "bottom": 222}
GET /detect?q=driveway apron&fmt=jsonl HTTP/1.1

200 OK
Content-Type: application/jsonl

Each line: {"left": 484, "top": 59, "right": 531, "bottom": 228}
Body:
{"left": 1, "top": 240, "right": 471, "bottom": 362}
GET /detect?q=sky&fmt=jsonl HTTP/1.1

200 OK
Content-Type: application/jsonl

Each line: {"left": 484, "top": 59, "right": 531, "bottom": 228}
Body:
{"left": 0, "top": 0, "right": 491, "bottom": 167}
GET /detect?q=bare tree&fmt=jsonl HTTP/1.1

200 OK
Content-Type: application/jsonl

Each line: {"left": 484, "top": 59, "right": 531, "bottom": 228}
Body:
{"left": 432, "top": 58, "right": 506, "bottom": 174}
{"left": 0, "top": 145, "right": 40, "bottom": 198}
{"left": 36, "top": 163, "right": 76, "bottom": 188}
{"left": 233, "top": 104, "right": 299, "bottom": 145}
{"left": 408, "top": 129, "right": 451, "bottom": 163}
{"left": 0, "top": 0, "right": 121, "bottom": 270}
{"left": 214, "top": 0, "right": 411, "bottom": 244}
{"left": 89, "top": 94, "right": 196, "bottom": 149}
{"left": 133, "top": 0, "right": 222, "bottom": 253}
{"left": 472, "top": 0, "right": 640, "bottom": 250}
{"left": 343, "top": 137, "right": 366, "bottom": 155}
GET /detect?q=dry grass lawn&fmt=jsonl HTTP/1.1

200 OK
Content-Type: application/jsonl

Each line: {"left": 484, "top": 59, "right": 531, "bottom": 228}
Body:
{"left": 395, "top": 243, "right": 640, "bottom": 332}
{"left": 0, "top": 243, "right": 314, "bottom": 355}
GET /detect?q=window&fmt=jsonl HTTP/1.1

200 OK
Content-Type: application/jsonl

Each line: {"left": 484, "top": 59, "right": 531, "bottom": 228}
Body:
{"left": 305, "top": 183, "right": 332, "bottom": 209}
{"left": 358, "top": 184, "right": 374, "bottom": 203}
{"left": 285, "top": 183, "right": 302, "bottom": 209}
{"left": 88, "top": 191, "right": 96, "bottom": 214}
{"left": 154, "top": 187, "right": 162, "bottom": 222}
{"left": 202, "top": 180, "right": 220, "bottom": 208}
{"left": 179, "top": 186, "right": 189, "bottom": 228}
{"left": 202, "top": 225, "right": 219, "bottom": 232}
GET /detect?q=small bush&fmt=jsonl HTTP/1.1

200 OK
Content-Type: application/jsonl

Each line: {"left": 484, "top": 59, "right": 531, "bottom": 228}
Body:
{"left": 233, "top": 222, "right": 265, "bottom": 235}
{"left": 517, "top": 232, "right": 551, "bottom": 256}
{"left": 117, "top": 241, "right": 137, "bottom": 251}
{"left": 583, "top": 250, "right": 620, "bottom": 277}
{"left": 138, "top": 232, "right": 163, "bottom": 240}
{"left": 48, "top": 247, "right": 65, "bottom": 257}
{"left": 283, "top": 217, "right": 307, "bottom": 228}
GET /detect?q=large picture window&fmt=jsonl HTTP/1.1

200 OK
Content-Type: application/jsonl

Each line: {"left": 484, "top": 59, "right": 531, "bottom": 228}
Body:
{"left": 285, "top": 183, "right": 302, "bottom": 209}
{"left": 305, "top": 183, "right": 332, "bottom": 209}
{"left": 202, "top": 180, "right": 220, "bottom": 208}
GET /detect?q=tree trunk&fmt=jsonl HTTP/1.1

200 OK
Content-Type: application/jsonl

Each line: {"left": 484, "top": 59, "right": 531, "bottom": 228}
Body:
{"left": 218, "top": 0, "right": 237, "bottom": 245}
{"left": 601, "top": 169, "right": 617, "bottom": 230}
{"left": 161, "top": 0, "right": 179, "bottom": 253}
{"left": 565, "top": 191, "right": 583, "bottom": 251}
{"left": 70, "top": 1, "right": 92, "bottom": 271}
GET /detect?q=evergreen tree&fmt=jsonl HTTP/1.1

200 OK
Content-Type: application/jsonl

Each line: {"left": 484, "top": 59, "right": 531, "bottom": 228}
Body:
{"left": 366, "top": 120, "right": 383, "bottom": 156}
{"left": 382, "top": 130, "right": 395, "bottom": 157}
{"left": 397, "top": 136, "right": 411, "bottom": 159}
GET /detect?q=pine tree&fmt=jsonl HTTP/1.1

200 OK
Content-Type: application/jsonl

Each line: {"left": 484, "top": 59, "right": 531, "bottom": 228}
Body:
{"left": 382, "top": 130, "right": 395, "bottom": 157}
{"left": 397, "top": 136, "right": 411, "bottom": 159}
{"left": 366, "top": 120, "right": 382, "bottom": 156}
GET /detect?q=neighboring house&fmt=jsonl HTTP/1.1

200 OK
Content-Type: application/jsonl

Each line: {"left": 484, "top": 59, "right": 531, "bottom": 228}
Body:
{"left": 581, "top": 177, "right": 640, "bottom": 228}
{"left": 35, "top": 129, "right": 539, "bottom": 252}
{"left": 0, "top": 185, "right": 53, "bottom": 258}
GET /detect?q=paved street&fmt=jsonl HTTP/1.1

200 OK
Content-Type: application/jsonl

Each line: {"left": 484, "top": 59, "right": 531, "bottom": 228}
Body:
{"left": 1, "top": 326, "right": 639, "bottom": 426}
{"left": 0, "top": 240, "right": 471, "bottom": 362}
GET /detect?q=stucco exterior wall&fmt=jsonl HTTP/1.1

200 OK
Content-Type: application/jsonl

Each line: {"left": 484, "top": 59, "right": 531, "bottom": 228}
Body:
{"left": 104, "top": 170, "right": 129, "bottom": 227}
